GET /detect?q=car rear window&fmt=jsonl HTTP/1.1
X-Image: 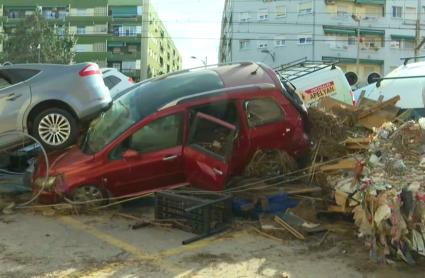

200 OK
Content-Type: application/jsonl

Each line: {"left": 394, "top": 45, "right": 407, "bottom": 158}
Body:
{"left": 0, "top": 69, "right": 40, "bottom": 84}
{"left": 104, "top": 75, "right": 121, "bottom": 89}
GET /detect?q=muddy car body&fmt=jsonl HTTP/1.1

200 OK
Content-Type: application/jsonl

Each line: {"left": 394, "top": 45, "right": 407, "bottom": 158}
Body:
{"left": 33, "top": 62, "right": 309, "bottom": 203}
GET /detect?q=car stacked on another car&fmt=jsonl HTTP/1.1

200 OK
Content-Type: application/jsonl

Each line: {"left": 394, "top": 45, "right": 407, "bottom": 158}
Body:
{"left": 33, "top": 62, "right": 310, "bottom": 204}
{"left": 101, "top": 68, "right": 135, "bottom": 99}
{"left": 0, "top": 63, "right": 111, "bottom": 151}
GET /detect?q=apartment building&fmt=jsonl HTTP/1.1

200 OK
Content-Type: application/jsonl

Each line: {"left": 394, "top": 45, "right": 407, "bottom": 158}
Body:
{"left": 0, "top": 0, "right": 182, "bottom": 81}
{"left": 220, "top": 0, "right": 425, "bottom": 86}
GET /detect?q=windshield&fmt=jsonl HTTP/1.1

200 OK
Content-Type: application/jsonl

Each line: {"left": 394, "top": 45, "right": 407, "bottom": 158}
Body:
{"left": 81, "top": 90, "right": 142, "bottom": 154}
{"left": 81, "top": 69, "right": 224, "bottom": 154}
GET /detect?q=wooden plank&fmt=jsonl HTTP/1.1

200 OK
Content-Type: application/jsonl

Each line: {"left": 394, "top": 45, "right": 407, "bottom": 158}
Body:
{"left": 357, "top": 95, "right": 400, "bottom": 119}
{"left": 274, "top": 216, "right": 305, "bottom": 240}
{"left": 283, "top": 186, "right": 322, "bottom": 195}
{"left": 319, "top": 158, "right": 357, "bottom": 172}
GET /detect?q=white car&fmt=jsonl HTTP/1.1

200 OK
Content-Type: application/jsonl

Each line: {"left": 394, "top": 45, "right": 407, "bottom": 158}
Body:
{"left": 101, "top": 68, "right": 135, "bottom": 98}
{"left": 355, "top": 61, "right": 425, "bottom": 110}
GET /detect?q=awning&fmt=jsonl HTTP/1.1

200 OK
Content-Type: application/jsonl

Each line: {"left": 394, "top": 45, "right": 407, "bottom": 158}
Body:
{"left": 110, "top": 6, "right": 138, "bottom": 17}
{"left": 5, "top": 6, "right": 36, "bottom": 10}
{"left": 359, "top": 28, "right": 385, "bottom": 36}
{"left": 108, "top": 41, "right": 126, "bottom": 47}
{"left": 355, "top": 0, "right": 385, "bottom": 5}
{"left": 391, "top": 34, "right": 416, "bottom": 41}
{"left": 322, "top": 56, "right": 384, "bottom": 65}
{"left": 323, "top": 26, "right": 384, "bottom": 36}
{"left": 323, "top": 26, "right": 356, "bottom": 36}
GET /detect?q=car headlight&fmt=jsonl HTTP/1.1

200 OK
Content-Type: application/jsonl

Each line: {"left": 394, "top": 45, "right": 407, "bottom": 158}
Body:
{"left": 35, "top": 176, "right": 57, "bottom": 189}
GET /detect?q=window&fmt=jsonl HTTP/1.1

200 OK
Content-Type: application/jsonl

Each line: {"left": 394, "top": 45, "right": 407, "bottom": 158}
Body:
{"left": 258, "top": 8, "right": 269, "bottom": 20}
{"left": 405, "top": 7, "right": 416, "bottom": 21}
{"left": 76, "top": 8, "right": 88, "bottom": 16}
{"left": 258, "top": 41, "right": 268, "bottom": 49}
{"left": 348, "top": 36, "right": 356, "bottom": 45}
{"left": 392, "top": 6, "right": 402, "bottom": 18}
{"left": 239, "top": 39, "right": 250, "bottom": 49}
{"left": 404, "top": 40, "right": 415, "bottom": 49}
{"left": 390, "top": 40, "right": 401, "bottom": 49}
{"left": 189, "top": 113, "right": 235, "bottom": 159}
{"left": 77, "top": 26, "right": 85, "bottom": 34}
{"left": 298, "top": 35, "right": 312, "bottom": 45}
{"left": 0, "top": 69, "right": 40, "bottom": 86}
{"left": 299, "top": 1, "right": 313, "bottom": 15}
{"left": 240, "top": 12, "right": 250, "bottom": 22}
{"left": 129, "top": 114, "right": 183, "bottom": 154}
{"left": 75, "top": 44, "right": 92, "bottom": 52}
{"left": 103, "top": 75, "right": 121, "bottom": 90}
{"left": 275, "top": 38, "right": 286, "bottom": 47}
{"left": 276, "top": 6, "right": 286, "bottom": 18}
{"left": 244, "top": 98, "right": 284, "bottom": 128}
{"left": 336, "top": 6, "right": 349, "bottom": 17}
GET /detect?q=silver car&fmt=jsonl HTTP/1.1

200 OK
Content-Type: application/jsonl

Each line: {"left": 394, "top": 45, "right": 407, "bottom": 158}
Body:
{"left": 0, "top": 63, "right": 111, "bottom": 150}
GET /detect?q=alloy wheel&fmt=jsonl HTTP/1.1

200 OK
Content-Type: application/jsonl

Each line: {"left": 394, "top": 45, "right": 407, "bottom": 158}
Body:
{"left": 73, "top": 186, "right": 105, "bottom": 205}
{"left": 38, "top": 113, "right": 71, "bottom": 146}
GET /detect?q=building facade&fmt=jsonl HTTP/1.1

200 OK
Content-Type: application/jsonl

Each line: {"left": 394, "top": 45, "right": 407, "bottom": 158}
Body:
{"left": 0, "top": 0, "right": 182, "bottom": 81}
{"left": 220, "top": 0, "right": 425, "bottom": 86}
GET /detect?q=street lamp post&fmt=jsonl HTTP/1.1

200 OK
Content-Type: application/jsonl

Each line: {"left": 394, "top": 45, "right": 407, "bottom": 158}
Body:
{"left": 351, "top": 14, "right": 361, "bottom": 77}
{"left": 191, "top": 56, "right": 207, "bottom": 67}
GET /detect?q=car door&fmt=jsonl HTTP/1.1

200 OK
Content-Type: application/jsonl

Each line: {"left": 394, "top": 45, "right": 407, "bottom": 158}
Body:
{"left": 106, "top": 112, "right": 186, "bottom": 196}
{"left": 243, "top": 97, "right": 295, "bottom": 152}
{"left": 183, "top": 112, "right": 237, "bottom": 191}
{"left": 0, "top": 69, "right": 32, "bottom": 148}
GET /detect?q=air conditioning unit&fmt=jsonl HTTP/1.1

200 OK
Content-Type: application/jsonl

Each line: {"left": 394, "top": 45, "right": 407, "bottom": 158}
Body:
{"left": 326, "top": 0, "right": 336, "bottom": 5}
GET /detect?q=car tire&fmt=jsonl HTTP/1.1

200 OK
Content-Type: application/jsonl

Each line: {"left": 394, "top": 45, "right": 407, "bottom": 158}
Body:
{"left": 32, "top": 108, "right": 78, "bottom": 150}
{"left": 71, "top": 185, "right": 109, "bottom": 207}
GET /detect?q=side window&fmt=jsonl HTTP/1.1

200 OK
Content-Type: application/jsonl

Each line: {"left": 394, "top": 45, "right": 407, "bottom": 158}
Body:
{"left": 130, "top": 113, "right": 183, "bottom": 154}
{"left": 244, "top": 98, "right": 284, "bottom": 128}
{"left": 0, "top": 69, "right": 40, "bottom": 85}
{"left": 0, "top": 77, "right": 12, "bottom": 90}
{"left": 189, "top": 113, "right": 236, "bottom": 160}
{"left": 104, "top": 75, "right": 121, "bottom": 89}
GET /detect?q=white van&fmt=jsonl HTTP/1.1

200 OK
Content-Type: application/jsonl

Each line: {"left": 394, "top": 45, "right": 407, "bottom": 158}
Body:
{"left": 276, "top": 59, "right": 355, "bottom": 107}
{"left": 355, "top": 60, "right": 425, "bottom": 111}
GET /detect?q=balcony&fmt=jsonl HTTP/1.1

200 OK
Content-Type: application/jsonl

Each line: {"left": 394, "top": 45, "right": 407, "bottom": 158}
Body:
{"left": 107, "top": 52, "right": 141, "bottom": 61}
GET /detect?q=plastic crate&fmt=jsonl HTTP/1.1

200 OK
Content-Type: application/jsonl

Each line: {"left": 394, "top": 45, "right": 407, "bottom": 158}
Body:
{"left": 155, "top": 190, "right": 233, "bottom": 244}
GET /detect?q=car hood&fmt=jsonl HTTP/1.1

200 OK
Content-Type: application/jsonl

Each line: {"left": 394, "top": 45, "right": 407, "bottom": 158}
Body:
{"left": 35, "top": 146, "right": 95, "bottom": 177}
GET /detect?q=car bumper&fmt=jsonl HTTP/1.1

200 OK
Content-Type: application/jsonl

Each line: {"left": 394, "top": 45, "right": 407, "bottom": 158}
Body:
{"left": 79, "top": 97, "right": 112, "bottom": 122}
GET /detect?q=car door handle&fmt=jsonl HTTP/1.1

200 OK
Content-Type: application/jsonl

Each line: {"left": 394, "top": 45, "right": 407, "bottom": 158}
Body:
{"left": 163, "top": 155, "right": 178, "bottom": 161}
{"left": 5, "top": 93, "right": 21, "bottom": 101}
{"left": 213, "top": 168, "right": 223, "bottom": 176}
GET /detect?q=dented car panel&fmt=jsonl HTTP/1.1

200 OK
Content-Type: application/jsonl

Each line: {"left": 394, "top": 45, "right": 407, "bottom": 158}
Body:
{"left": 32, "top": 62, "right": 310, "bottom": 202}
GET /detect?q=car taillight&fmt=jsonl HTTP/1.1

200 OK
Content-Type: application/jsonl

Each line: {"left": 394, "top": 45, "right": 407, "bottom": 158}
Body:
{"left": 79, "top": 63, "right": 101, "bottom": 77}
{"left": 128, "top": 77, "right": 135, "bottom": 83}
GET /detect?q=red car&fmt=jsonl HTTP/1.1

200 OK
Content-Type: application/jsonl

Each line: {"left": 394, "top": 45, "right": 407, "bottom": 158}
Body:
{"left": 33, "top": 62, "right": 309, "bottom": 203}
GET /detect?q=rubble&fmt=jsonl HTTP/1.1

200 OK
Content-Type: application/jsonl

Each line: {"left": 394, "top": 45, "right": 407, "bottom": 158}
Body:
{"left": 328, "top": 118, "right": 425, "bottom": 264}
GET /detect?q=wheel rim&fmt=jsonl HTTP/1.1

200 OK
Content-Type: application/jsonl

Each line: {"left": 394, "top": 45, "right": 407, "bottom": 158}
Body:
{"left": 38, "top": 113, "right": 71, "bottom": 146}
{"left": 73, "top": 186, "right": 104, "bottom": 205}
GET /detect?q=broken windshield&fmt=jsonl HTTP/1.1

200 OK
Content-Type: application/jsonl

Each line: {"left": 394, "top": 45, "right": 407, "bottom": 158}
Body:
{"left": 81, "top": 69, "right": 224, "bottom": 154}
{"left": 81, "top": 88, "right": 143, "bottom": 154}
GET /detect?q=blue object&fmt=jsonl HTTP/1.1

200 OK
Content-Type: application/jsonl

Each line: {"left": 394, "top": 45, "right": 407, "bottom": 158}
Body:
{"left": 232, "top": 193, "right": 298, "bottom": 217}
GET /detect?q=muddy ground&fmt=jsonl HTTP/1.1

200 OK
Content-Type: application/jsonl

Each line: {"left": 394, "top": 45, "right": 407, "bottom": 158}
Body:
{"left": 0, "top": 197, "right": 425, "bottom": 278}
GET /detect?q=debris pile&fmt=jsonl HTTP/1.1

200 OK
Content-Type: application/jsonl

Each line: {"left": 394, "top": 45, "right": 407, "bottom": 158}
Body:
{"left": 332, "top": 119, "right": 425, "bottom": 264}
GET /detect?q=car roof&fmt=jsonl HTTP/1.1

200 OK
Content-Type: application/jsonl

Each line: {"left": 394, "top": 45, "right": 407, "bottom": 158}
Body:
{"left": 122, "top": 62, "right": 278, "bottom": 119}
{"left": 0, "top": 63, "right": 91, "bottom": 70}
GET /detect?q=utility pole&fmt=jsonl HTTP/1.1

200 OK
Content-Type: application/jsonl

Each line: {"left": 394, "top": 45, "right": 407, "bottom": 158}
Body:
{"left": 312, "top": 0, "right": 316, "bottom": 60}
{"left": 415, "top": 0, "right": 422, "bottom": 61}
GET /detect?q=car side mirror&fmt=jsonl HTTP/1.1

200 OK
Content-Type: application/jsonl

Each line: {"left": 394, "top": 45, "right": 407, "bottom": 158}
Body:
{"left": 122, "top": 149, "right": 139, "bottom": 160}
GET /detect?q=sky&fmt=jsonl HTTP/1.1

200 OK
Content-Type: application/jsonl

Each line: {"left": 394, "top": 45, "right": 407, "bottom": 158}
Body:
{"left": 150, "top": 0, "right": 226, "bottom": 69}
